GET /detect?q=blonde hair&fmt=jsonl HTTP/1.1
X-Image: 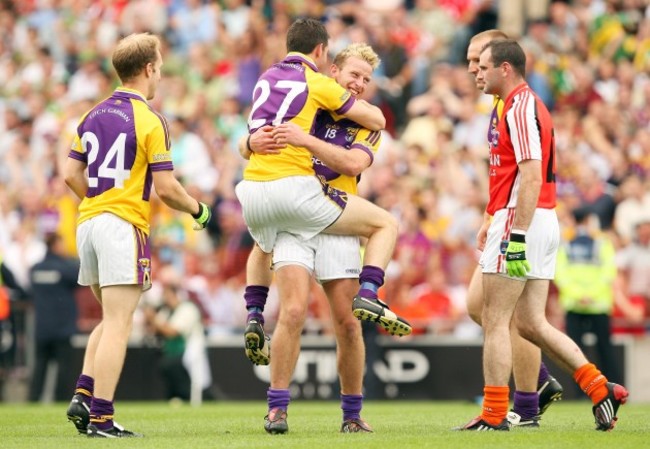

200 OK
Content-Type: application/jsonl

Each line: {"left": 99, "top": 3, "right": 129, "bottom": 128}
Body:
{"left": 470, "top": 29, "right": 509, "bottom": 44}
{"left": 111, "top": 33, "right": 160, "bottom": 83}
{"left": 333, "top": 43, "right": 381, "bottom": 70}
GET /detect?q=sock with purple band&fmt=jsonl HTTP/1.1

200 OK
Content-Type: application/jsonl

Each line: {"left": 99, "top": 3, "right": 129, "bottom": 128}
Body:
{"left": 513, "top": 391, "right": 539, "bottom": 420}
{"left": 75, "top": 374, "right": 94, "bottom": 406}
{"left": 89, "top": 397, "right": 115, "bottom": 431}
{"left": 341, "top": 394, "right": 363, "bottom": 421}
{"left": 358, "top": 266, "right": 385, "bottom": 300}
{"left": 267, "top": 388, "right": 290, "bottom": 412}
{"left": 245, "top": 285, "right": 269, "bottom": 324}
{"left": 538, "top": 362, "right": 550, "bottom": 388}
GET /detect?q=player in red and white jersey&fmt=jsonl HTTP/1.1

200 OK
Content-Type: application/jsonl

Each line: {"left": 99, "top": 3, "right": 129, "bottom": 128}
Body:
{"left": 485, "top": 83, "right": 556, "bottom": 216}
{"left": 460, "top": 30, "right": 564, "bottom": 430}
{"left": 458, "top": 39, "right": 628, "bottom": 432}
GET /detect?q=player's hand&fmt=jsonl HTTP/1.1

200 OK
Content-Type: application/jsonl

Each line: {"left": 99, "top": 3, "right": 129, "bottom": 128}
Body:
{"left": 505, "top": 232, "right": 531, "bottom": 277}
{"left": 476, "top": 218, "right": 490, "bottom": 252}
{"left": 250, "top": 126, "right": 283, "bottom": 155}
{"left": 272, "top": 122, "right": 309, "bottom": 147}
{"left": 191, "top": 201, "right": 211, "bottom": 230}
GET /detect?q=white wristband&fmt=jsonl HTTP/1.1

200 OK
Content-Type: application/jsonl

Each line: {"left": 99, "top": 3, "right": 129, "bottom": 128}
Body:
{"left": 511, "top": 229, "right": 527, "bottom": 236}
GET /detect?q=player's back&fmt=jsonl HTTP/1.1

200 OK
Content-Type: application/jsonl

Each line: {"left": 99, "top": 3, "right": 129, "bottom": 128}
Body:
{"left": 69, "top": 87, "right": 173, "bottom": 234}
{"left": 244, "top": 53, "right": 355, "bottom": 182}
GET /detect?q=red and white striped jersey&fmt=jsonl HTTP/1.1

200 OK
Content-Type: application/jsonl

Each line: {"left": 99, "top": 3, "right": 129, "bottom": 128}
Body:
{"left": 486, "top": 82, "right": 556, "bottom": 215}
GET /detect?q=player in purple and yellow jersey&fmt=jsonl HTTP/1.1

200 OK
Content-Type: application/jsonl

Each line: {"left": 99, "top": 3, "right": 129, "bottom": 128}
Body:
{"left": 63, "top": 33, "right": 211, "bottom": 438}
{"left": 235, "top": 20, "right": 411, "bottom": 418}
{"left": 241, "top": 43, "right": 382, "bottom": 434}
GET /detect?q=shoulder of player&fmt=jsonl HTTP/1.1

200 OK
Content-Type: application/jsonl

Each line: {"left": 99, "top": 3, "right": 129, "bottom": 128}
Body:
{"left": 306, "top": 69, "right": 343, "bottom": 87}
{"left": 503, "top": 88, "right": 535, "bottom": 114}
{"left": 131, "top": 100, "right": 169, "bottom": 128}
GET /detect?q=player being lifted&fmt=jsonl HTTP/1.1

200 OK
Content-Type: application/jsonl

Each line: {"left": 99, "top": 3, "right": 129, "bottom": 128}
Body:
{"left": 241, "top": 42, "right": 383, "bottom": 434}
{"left": 236, "top": 18, "right": 411, "bottom": 357}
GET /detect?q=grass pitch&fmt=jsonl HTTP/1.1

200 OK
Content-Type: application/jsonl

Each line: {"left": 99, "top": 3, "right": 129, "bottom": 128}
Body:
{"left": 1, "top": 400, "right": 648, "bottom": 449}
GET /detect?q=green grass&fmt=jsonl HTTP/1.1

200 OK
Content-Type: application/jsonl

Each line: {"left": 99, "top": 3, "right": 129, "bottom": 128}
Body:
{"left": 1, "top": 400, "right": 648, "bottom": 448}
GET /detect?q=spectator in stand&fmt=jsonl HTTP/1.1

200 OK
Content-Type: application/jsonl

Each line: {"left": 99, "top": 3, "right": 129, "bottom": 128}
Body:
{"left": 615, "top": 216, "right": 650, "bottom": 333}
{"left": 0, "top": 0, "right": 648, "bottom": 343}
{"left": 28, "top": 233, "right": 80, "bottom": 402}
{"left": 613, "top": 173, "right": 650, "bottom": 245}
{"left": 555, "top": 210, "right": 621, "bottom": 385}
{"left": 143, "top": 264, "right": 211, "bottom": 403}
{"left": 498, "top": 0, "right": 550, "bottom": 38}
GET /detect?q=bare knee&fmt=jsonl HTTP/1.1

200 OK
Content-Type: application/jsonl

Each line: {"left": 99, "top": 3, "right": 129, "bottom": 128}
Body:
{"left": 279, "top": 301, "right": 308, "bottom": 329}
{"left": 467, "top": 300, "right": 482, "bottom": 326}
{"left": 334, "top": 315, "right": 362, "bottom": 344}
{"left": 465, "top": 266, "right": 484, "bottom": 325}
{"left": 516, "top": 319, "right": 541, "bottom": 344}
{"left": 385, "top": 213, "right": 399, "bottom": 236}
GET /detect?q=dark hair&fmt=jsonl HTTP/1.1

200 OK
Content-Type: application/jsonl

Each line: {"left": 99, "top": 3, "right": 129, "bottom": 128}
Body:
{"left": 286, "top": 18, "right": 329, "bottom": 54}
{"left": 483, "top": 39, "right": 526, "bottom": 78}
{"left": 45, "top": 233, "right": 61, "bottom": 251}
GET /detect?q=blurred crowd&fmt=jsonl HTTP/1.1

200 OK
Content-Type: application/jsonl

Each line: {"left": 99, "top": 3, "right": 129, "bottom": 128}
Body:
{"left": 0, "top": 0, "right": 649, "bottom": 347}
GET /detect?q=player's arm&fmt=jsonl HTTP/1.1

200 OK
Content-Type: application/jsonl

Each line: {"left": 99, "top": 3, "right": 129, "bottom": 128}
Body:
{"left": 340, "top": 99, "right": 385, "bottom": 131}
{"left": 272, "top": 122, "right": 371, "bottom": 176}
{"left": 152, "top": 170, "right": 202, "bottom": 215}
{"left": 63, "top": 157, "right": 88, "bottom": 200}
{"left": 512, "top": 159, "right": 542, "bottom": 232}
{"left": 148, "top": 113, "right": 210, "bottom": 229}
{"left": 238, "top": 125, "right": 284, "bottom": 160}
{"left": 476, "top": 212, "right": 491, "bottom": 251}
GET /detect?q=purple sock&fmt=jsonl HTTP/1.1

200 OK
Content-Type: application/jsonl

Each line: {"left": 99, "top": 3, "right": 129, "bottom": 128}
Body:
{"left": 358, "top": 266, "right": 385, "bottom": 300}
{"left": 75, "top": 374, "right": 94, "bottom": 406}
{"left": 245, "top": 285, "right": 269, "bottom": 324}
{"left": 538, "top": 362, "right": 550, "bottom": 388}
{"left": 267, "top": 388, "right": 290, "bottom": 412}
{"left": 513, "top": 391, "right": 539, "bottom": 420}
{"left": 90, "top": 397, "right": 115, "bottom": 430}
{"left": 248, "top": 311, "right": 264, "bottom": 325}
{"left": 341, "top": 394, "right": 363, "bottom": 421}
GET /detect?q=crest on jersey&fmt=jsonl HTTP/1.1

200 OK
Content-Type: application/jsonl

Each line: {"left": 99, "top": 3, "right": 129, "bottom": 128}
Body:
{"left": 345, "top": 127, "right": 358, "bottom": 143}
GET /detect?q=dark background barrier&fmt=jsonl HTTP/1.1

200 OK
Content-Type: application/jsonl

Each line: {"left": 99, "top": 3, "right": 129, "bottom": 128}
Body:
{"left": 65, "top": 336, "right": 626, "bottom": 402}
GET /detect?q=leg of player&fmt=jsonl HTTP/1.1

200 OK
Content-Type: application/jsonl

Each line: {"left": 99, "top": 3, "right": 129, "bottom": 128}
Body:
{"left": 323, "top": 278, "right": 373, "bottom": 433}
{"left": 324, "top": 195, "right": 411, "bottom": 336}
{"left": 86, "top": 285, "right": 143, "bottom": 437}
{"left": 67, "top": 290, "right": 103, "bottom": 434}
{"left": 481, "top": 274, "right": 527, "bottom": 429}
{"left": 264, "top": 264, "right": 312, "bottom": 435}
{"left": 515, "top": 280, "right": 628, "bottom": 431}
{"left": 243, "top": 244, "right": 273, "bottom": 365}
{"left": 465, "top": 265, "right": 484, "bottom": 325}
{"left": 466, "top": 263, "right": 563, "bottom": 426}
{"left": 509, "top": 322, "right": 542, "bottom": 427}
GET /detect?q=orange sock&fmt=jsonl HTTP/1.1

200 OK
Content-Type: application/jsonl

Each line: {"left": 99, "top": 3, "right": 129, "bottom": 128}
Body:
{"left": 573, "top": 363, "right": 608, "bottom": 404}
{"left": 481, "top": 385, "right": 510, "bottom": 426}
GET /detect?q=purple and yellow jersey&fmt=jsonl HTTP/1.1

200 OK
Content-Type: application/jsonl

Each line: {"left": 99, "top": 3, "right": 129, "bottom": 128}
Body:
{"left": 311, "top": 109, "right": 380, "bottom": 195}
{"left": 68, "top": 87, "right": 173, "bottom": 235}
{"left": 244, "top": 52, "right": 356, "bottom": 181}
{"left": 487, "top": 95, "right": 505, "bottom": 149}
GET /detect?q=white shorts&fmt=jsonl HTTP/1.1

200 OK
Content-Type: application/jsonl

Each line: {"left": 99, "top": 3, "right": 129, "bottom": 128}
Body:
{"left": 77, "top": 213, "right": 152, "bottom": 291}
{"left": 273, "top": 232, "right": 361, "bottom": 283}
{"left": 480, "top": 208, "right": 559, "bottom": 280}
{"left": 235, "top": 176, "right": 346, "bottom": 253}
